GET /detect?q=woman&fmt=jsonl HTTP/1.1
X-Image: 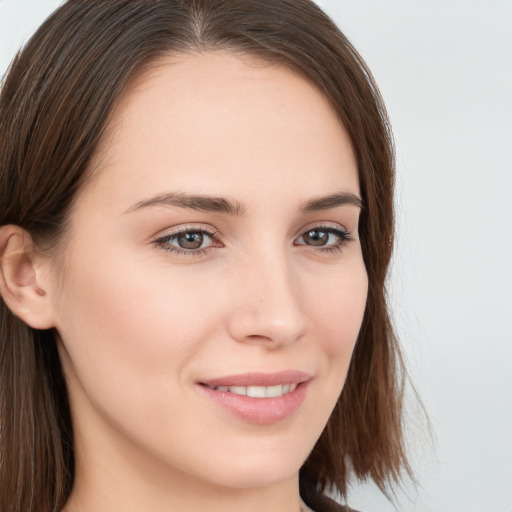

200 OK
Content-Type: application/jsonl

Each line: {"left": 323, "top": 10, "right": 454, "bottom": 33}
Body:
{"left": 0, "top": 1, "right": 410, "bottom": 511}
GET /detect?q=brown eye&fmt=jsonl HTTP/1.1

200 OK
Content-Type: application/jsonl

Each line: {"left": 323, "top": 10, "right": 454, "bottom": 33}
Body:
{"left": 302, "top": 229, "right": 329, "bottom": 246}
{"left": 295, "top": 226, "right": 351, "bottom": 252}
{"left": 177, "top": 231, "right": 204, "bottom": 249}
{"left": 155, "top": 228, "right": 217, "bottom": 255}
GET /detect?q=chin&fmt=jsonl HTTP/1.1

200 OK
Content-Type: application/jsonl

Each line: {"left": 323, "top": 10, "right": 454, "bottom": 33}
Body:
{"left": 202, "top": 460, "right": 301, "bottom": 491}
{"left": 175, "top": 433, "right": 313, "bottom": 491}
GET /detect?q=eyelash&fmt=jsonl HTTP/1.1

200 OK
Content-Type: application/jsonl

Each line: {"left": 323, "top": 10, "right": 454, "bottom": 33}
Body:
{"left": 295, "top": 226, "right": 353, "bottom": 253}
{"left": 153, "top": 225, "right": 353, "bottom": 258}
{"left": 154, "top": 227, "right": 220, "bottom": 257}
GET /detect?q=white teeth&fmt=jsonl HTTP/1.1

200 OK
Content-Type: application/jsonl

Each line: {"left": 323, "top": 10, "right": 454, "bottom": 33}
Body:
{"left": 265, "top": 384, "right": 284, "bottom": 397}
{"left": 247, "top": 386, "right": 266, "bottom": 398}
{"left": 228, "top": 386, "right": 247, "bottom": 395}
{"left": 207, "top": 383, "right": 298, "bottom": 397}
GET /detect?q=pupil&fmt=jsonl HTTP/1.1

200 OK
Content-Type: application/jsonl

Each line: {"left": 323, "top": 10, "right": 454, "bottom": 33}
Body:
{"left": 178, "top": 232, "right": 203, "bottom": 249}
{"left": 305, "top": 230, "right": 328, "bottom": 246}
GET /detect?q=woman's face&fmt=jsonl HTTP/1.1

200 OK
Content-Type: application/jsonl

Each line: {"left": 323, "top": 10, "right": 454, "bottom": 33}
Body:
{"left": 51, "top": 53, "right": 367, "bottom": 493}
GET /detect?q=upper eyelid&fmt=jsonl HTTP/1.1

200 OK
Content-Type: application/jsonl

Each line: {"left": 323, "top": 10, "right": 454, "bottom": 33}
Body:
{"left": 295, "top": 222, "right": 352, "bottom": 242}
{"left": 154, "top": 224, "right": 219, "bottom": 239}
{"left": 295, "top": 226, "right": 352, "bottom": 244}
{"left": 298, "top": 221, "right": 349, "bottom": 232}
{"left": 154, "top": 228, "right": 220, "bottom": 247}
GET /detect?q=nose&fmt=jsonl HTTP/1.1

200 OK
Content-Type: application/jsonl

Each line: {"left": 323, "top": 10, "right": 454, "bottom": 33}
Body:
{"left": 226, "top": 250, "right": 308, "bottom": 348}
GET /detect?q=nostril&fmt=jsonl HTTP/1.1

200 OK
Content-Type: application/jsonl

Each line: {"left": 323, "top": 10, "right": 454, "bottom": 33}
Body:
{"left": 246, "top": 334, "right": 272, "bottom": 341}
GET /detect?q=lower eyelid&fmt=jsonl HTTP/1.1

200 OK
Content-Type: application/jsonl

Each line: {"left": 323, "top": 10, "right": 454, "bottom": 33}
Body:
{"left": 153, "top": 238, "right": 213, "bottom": 257}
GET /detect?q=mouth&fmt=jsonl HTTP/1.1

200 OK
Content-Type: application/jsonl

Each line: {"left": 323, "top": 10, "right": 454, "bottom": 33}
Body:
{"left": 196, "top": 371, "right": 312, "bottom": 424}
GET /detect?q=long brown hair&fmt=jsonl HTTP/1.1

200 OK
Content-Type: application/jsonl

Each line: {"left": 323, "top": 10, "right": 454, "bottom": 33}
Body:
{"left": 0, "top": 1, "right": 410, "bottom": 510}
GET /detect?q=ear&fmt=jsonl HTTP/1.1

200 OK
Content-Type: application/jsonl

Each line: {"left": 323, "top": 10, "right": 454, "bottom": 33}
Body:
{"left": 0, "top": 225, "right": 57, "bottom": 330}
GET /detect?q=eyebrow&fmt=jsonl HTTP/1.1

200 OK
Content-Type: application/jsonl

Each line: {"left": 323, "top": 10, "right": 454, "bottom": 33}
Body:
{"left": 124, "top": 192, "right": 246, "bottom": 216}
{"left": 124, "top": 190, "right": 363, "bottom": 216}
{"left": 300, "top": 192, "right": 363, "bottom": 212}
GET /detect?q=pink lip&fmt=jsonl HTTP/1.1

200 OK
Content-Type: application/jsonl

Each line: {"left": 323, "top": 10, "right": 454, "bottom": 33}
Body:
{"left": 196, "top": 371, "right": 312, "bottom": 425}
{"left": 200, "top": 370, "right": 312, "bottom": 387}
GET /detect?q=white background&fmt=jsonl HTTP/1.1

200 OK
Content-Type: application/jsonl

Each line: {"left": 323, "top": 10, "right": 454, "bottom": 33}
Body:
{"left": 1, "top": 1, "right": 511, "bottom": 511}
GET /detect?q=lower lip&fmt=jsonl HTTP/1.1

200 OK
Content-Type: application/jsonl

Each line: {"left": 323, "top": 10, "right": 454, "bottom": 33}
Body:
{"left": 197, "top": 381, "right": 310, "bottom": 425}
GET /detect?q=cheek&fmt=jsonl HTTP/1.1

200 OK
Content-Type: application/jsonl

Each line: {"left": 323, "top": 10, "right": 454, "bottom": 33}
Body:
{"left": 307, "top": 258, "right": 368, "bottom": 414}
{"left": 54, "top": 247, "right": 221, "bottom": 409}
{"left": 54, "top": 252, "right": 235, "bottom": 473}
{"left": 312, "top": 261, "right": 368, "bottom": 354}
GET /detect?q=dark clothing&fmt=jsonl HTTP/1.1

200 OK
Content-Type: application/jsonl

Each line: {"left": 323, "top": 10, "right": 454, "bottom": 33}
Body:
{"left": 302, "top": 491, "right": 359, "bottom": 512}
{"left": 300, "top": 478, "right": 360, "bottom": 512}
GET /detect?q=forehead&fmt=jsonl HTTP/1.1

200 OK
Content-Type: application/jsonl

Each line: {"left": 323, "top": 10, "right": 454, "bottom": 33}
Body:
{"left": 85, "top": 51, "right": 359, "bottom": 210}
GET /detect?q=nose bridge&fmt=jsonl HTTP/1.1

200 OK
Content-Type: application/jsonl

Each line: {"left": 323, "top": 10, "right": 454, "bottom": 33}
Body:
{"left": 227, "top": 242, "right": 307, "bottom": 346}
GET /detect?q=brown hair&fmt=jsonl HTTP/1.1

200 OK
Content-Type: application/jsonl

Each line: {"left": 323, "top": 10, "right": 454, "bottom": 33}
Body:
{"left": 0, "top": 1, "right": 410, "bottom": 510}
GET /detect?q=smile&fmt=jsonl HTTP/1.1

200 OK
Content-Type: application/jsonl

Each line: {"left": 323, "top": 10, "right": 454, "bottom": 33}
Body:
{"left": 204, "top": 383, "right": 298, "bottom": 397}
{"left": 198, "top": 372, "right": 312, "bottom": 424}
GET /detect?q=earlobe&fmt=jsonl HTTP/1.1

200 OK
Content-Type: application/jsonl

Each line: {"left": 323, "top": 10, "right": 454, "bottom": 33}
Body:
{"left": 0, "top": 225, "right": 56, "bottom": 330}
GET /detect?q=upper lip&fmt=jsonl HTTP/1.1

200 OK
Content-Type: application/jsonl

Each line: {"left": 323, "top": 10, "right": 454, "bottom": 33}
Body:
{"left": 199, "top": 371, "right": 312, "bottom": 388}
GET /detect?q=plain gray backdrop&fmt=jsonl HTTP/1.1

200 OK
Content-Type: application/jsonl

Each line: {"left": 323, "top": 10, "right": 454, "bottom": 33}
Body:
{"left": 1, "top": 1, "right": 511, "bottom": 511}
